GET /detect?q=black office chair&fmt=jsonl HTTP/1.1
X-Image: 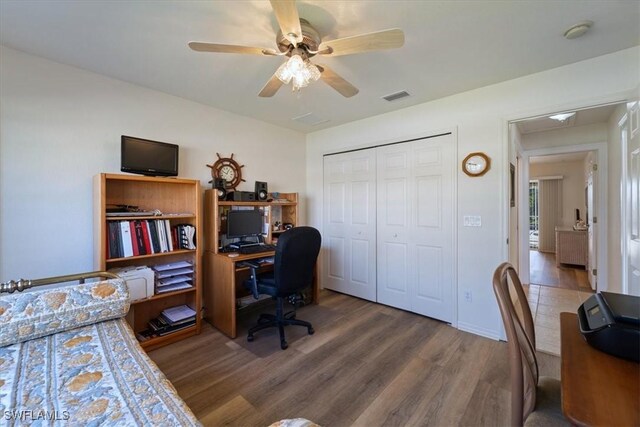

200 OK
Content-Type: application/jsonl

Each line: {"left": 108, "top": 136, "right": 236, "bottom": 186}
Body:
{"left": 244, "top": 226, "right": 321, "bottom": 350}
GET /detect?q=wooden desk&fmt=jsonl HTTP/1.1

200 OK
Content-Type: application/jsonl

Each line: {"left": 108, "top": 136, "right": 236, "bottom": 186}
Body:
{"left": 203, "top": 250, "right": 319, "bottom": 338}
{"left": 560, "top": 312, "right": 639, "bottom": 426}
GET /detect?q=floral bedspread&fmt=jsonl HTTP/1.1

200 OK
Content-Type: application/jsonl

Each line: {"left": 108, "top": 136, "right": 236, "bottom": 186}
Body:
{"left": 0, "top": 318, "right": 200, "bottom": 426}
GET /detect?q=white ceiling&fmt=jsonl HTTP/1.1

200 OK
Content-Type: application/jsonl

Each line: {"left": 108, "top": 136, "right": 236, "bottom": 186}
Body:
{"left": 515, "top": 103, "right": 619, "bottom": 134}
{"left": 1, "top": 1, "right": 638, "bottom": 133}
{"left": 530, "top": 152, "right": 589, "bottom": 164}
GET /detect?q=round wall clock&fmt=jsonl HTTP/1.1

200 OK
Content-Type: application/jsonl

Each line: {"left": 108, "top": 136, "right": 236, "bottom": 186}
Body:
{"left": 207, "top": 153, "right": 245, "bottom": 190}
{"left": 462, "top": 152, "right": 490, "bottom": 177}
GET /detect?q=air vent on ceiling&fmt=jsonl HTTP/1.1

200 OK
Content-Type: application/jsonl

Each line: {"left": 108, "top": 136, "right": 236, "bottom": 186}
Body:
{"left": 382, "top": 90, "right": 410, "bottom": 102}
{"left": 292, "top": 112, "right": 329, "bottom": 126}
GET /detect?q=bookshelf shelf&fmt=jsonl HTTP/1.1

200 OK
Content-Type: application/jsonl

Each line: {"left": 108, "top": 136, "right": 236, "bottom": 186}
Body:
{"left": 131, "top": 286, "right": 196, "bottom": 305}
{"left": 105, "top": 214, "right": 196, "bottom": 221}
{"left": 94, "top": 173, "right": 202, "bottom": 351}
{"left": 139, "top": 325, "right": 198, "bottom": 351}
{"left": 106, "top": 249, "right": 196, "bottom": 264}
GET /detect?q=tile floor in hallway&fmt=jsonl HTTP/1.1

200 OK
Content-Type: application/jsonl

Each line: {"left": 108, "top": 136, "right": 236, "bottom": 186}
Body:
{"left": 523, "top": 284, "right": 594, "bottom": 355}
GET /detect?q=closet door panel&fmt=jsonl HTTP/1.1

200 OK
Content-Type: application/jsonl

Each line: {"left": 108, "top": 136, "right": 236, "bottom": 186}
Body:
{"left": 409, "top": 136, "right": 455, "bottom": 322}
{"left": 323, "top": 150, "right": 377, "bottom": 301}
{"left": 377, "top": 146, "right": 411, "bottom": 308}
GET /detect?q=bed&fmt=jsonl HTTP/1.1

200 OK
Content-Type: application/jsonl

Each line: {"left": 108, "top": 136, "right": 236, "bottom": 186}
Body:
{"left": 0, "top": 272, "right": 200, "bottom": 426}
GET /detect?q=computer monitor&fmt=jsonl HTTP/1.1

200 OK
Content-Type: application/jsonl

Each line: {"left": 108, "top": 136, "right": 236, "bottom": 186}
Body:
{"left": 226, "top": 209, "right": 263, "bottom": 239}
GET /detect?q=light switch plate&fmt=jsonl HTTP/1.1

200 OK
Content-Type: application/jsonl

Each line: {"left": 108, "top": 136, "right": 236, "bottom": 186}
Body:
{"left": 464, "top": 215, "right": 482, "bottom": 227}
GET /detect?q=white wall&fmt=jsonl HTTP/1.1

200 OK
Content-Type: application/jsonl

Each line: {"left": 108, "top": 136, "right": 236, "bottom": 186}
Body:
{"left": 530, "top": 160, "right": 586, "bottom": 228}
{"left": 306, "top": 47, "right": 639, "bottom": 339}
{"left": 0, "top": 46, "right": 306, "bottom": 281}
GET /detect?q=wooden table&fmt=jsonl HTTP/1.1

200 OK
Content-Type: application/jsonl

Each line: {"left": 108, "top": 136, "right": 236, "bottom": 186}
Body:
{"left": 560, "top": 312, "right": 640, "bottom": 426}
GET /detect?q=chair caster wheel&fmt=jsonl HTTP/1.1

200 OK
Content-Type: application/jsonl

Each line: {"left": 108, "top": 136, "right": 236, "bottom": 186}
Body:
{"left": 247, "top": 335, "right": 254, "bottom": 342}
{"left": 308, "top": 327, "right": 315, "bottom": 335}
{"left": 281, "top": 341, "right": 288, "bottom": 350}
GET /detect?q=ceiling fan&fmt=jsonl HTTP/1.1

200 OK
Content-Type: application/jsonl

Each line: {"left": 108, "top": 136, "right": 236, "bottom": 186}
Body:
{"left": 188, "top": 0, "right": 404, "bottom": 98}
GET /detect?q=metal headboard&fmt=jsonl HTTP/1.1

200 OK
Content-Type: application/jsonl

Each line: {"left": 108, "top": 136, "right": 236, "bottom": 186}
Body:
{"left": 0, "top": 271, "right": 119, "bottom": 294}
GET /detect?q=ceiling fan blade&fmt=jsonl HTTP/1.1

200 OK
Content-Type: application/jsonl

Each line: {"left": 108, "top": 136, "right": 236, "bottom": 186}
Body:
{"left": 317, "top": 65, "right": 359, "bottom": 98}
{"left": 318, "top": 28, "right": 404, "bottom": 57}
{"left": 258, "top": 72, "right": 284, "bottom": 97}
{"left": 270, "top": 0, "right": 303, "bottom": 45}
{"left": 189, "top": 42, "right": 277, "bottom": 56}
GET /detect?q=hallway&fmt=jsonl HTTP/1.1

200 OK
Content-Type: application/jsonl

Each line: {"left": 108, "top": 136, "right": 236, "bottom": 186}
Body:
{"left": 529, "top": 250, "right": 592, "bottom": 291}
{"left": 524, "top": 284, "right": 593, "bottom": 355}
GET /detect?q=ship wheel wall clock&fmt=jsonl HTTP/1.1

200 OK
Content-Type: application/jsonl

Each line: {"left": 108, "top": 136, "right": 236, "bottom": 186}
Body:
{"left": 207, "top": 153, "right": 245, "bottom": 190}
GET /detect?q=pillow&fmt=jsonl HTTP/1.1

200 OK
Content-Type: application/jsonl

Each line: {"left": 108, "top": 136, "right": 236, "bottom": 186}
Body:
{"left": 0, "top": 278, "right": 130, "bottom": 347}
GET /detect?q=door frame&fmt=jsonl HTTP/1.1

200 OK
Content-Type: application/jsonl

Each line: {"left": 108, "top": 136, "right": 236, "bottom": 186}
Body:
{"left": 517, "top": 142, "right": 608, "bottom": 290}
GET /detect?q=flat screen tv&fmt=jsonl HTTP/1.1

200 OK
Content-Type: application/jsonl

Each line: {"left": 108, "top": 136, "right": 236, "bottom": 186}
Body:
{"left": 121, "top": 135, "right": 179, "bottom": 177}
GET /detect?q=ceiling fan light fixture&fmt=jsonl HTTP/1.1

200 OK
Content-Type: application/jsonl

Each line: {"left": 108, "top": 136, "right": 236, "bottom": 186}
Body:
{"left": 275, "top": 52, "right": 321, "bottom": 91}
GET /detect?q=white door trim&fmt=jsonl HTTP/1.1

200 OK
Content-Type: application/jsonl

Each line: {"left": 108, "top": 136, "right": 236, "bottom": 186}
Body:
{"left": 518, "top": 142, "right": 608, "bottom": 290}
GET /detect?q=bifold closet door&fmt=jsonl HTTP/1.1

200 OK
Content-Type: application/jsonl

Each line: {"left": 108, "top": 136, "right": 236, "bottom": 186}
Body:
{"left": 323, "top": 150, "right": 377, "bottom": 301}
{"left": 376, "top": 134, "right": 455, "bottom": 322}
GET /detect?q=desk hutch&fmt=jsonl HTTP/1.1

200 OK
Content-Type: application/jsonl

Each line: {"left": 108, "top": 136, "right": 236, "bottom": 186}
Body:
{"left": 203, "top": 190, "right": 318, "bottom": 338}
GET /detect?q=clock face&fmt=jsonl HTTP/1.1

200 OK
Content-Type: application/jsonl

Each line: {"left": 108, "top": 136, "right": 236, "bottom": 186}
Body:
{"left": 462, "top": 152, "right": 490, "bottom": 177}
{"left": 207, "top": 153, "right": 245, "bottom": 190}
{"left": 220, "top": 165, "right": 235, "bottom": 181}
{"left": 466, "top": 156, "right": 486, "bottom": 173}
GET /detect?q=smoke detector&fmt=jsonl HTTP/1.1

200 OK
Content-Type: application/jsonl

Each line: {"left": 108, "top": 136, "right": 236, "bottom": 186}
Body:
{"left": 564, "top": 21, "right": 593, "bottom": 40}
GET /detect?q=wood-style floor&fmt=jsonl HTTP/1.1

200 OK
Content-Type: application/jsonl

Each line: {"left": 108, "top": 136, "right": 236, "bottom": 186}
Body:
{"left": 149, "top": 291, "right": 560, "bottom": 426}
{"left": 529, "top": 250, "right": 592, "bottom": 291}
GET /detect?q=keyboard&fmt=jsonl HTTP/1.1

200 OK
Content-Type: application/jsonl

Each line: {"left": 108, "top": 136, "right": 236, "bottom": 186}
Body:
{"left": 238, "top": 244, "right": 277, "bottom": 255}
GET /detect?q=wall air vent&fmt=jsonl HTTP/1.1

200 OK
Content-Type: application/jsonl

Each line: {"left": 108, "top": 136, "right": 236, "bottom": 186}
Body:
{"left": 292, "top": 112, "right": 329, "bottom": 126}
{"left": 382, "top": 90, "right": 410, "bottom": 102}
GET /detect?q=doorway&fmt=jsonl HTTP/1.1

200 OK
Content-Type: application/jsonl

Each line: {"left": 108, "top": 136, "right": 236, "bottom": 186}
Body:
{"left": 527, "top": 152, "right": 593, "bottom": 292}
{"left": 508, "top": 102, "right": 624, "bottom": 355}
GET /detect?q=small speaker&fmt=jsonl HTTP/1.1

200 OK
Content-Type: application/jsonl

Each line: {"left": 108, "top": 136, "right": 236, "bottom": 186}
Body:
{"left": 255, "top": 181, "right": 268, "bottom": 201}
{"left": 214, "top": 178, "right": 227, "bottom": 200}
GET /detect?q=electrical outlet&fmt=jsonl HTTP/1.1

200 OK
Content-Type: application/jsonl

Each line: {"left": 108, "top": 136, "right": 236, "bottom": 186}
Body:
{"left": 464, "top": 290, "right": 472, "bottom": 302}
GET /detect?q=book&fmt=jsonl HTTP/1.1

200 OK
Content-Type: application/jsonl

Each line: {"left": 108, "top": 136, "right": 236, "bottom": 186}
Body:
{"left": 142, "top": 220, "right": 153, "bottom": 254}
{"left": 165, "top": 220, "right": 173, "bottom": 252}
{"left": 129, "top": 221, "right": 139, "bottom": 256}
{"left": 157, "top": 220, "right": 168, "bottom": 252}
{"left": 107, "top": 222, "right": 119, "bottom": 259}
{"left": 134, "top": 220, "right": 147, "bottom": 256}
{"left": 119, "top": 221, "right": 134, "bottom": 257}
{"left": 148, "top": 220, "right": 161, "bottom": 253}
{"left": 159, "top": 313, "right": 196, "bottom": 327}
{"left": 162, "top": 305, "right": 196, "bottom": 323}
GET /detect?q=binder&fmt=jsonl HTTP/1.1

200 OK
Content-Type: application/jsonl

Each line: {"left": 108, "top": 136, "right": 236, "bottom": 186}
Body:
{"left": 134, "top": 220, "right": 147, "bottom": 256}
{"left": 119, "top": 221, "right": 134, "bottom": 257}
{"left": 129, "top": 221, "right": 139, "bottom": 256}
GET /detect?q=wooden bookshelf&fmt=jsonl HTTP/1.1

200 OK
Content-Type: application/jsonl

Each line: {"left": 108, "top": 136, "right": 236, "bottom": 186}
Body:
{"left": 94, "top": 173, "right": 202, "bottom": 351}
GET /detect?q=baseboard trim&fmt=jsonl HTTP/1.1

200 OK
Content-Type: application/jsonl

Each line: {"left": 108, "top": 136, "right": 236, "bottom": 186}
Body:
{"left": 457, "top": 322, "right": 501, "bottom": 341}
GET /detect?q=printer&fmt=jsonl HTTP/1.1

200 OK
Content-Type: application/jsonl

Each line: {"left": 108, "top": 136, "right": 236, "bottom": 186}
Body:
{"left": 578, "top": 291, "right": 640, "bottom": 362}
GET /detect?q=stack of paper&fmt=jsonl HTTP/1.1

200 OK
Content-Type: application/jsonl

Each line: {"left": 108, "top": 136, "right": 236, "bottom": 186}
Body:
{"left": 153, "top": 261, "right": 194, "bottom": 293}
